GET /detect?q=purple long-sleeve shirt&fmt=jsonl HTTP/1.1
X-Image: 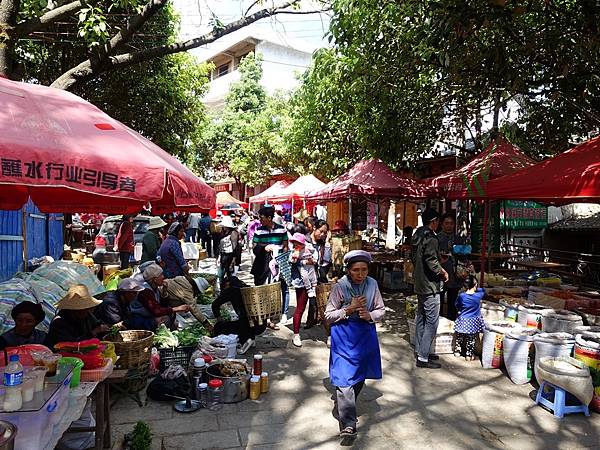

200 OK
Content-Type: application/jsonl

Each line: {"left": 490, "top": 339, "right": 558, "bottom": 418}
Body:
{"left": 325, "top": 280, "right": 385, "bottom": 324}
{"left": 158, "top": 235, "right": 187, "bottom": 278}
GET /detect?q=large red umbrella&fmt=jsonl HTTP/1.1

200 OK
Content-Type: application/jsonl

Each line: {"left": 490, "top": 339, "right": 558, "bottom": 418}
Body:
{"left": 423, "top": 137, "right": 535, "bottom": 199}
{"left": 306, "top": 159, "right": 422, "bottom": 201}
{"left": 248, "top": 180, "right": 290, "bottom": 204}
{"left": 0, "top": 77, "right": 215, "bottom": 213}
{"left": 487, "top": 135, "right": 600, "bottom": 203}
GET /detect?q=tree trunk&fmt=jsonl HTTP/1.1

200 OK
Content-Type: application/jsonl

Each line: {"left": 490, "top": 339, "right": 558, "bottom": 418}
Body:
{"left": 492, "top": 90, "right": 502, "bottom": 134}
{"left": 0, "top": 0, "right": 19, "bottom": 78}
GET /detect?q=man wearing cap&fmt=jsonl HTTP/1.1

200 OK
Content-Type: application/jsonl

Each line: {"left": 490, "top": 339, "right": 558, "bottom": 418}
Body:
{"left": 95, "top": 278, "right": 144, "bottom": 329}
{"left": 130, "top": 263, "right": 190, "bottom": 330}
{"left": 251, "top": 205, "right": 290, "bottom": 326}
{"left": 0, "top": 301, "right": 47, "bottom": 350}
{"left": 141, "top": 216, "right": 167, "bottom": 265}
{"left": 45, "top": 285, "right": 110, "bottom": 350}
{"left": 162, "top": 276, "right": 214, "bottom": 332}
{"left": 411, "top": 208, "right": 449, "bottom": 369}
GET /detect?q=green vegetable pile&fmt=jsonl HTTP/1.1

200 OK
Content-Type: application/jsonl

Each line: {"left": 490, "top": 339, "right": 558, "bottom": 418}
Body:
{"left": 220, "top": 307, "right": 232, "bottom": 322}
{"left": 124, "top": 421, "right": 152, "bottom": 450}
{"left": 153, "top": 323, "right": 209, "bottom": 349}
{"left": 197, "top": 292, "right": 214, "bottom": 305}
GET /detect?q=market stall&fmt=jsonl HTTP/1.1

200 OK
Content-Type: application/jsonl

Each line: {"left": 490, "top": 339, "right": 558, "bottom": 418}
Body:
{"left": 248, "top": 180, "right": 291, "bottom": 205}
{"left": 0, "top": 77, "right": 216, "bottom": 214}
{"left": 421, "top": 136, "right": 536, "bottom": 284}
{"left": 265, "top": 175, "right": 326, "bottom": 214}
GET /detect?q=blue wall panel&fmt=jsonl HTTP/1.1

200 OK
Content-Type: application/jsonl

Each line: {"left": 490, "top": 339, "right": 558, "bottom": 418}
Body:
{"left": 24, "top": 199, "right": 48, "bottom": 262}
{"left": 47, "top": 214, "right": 64, "bottom": 261}
{"left": 0, "top": 208, "right": 24, "bottom": 282}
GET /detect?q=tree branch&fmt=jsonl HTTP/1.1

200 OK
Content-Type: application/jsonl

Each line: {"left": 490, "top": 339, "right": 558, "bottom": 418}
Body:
{"left": 51, "top": 0, "right": 319, "bottom": 90}
{"left": 14, "top": 0, "right": 82, "bottom": 36}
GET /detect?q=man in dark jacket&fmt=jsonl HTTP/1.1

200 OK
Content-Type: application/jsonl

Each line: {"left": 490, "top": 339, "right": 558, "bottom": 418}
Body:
{"left": 212, "top": 276, "right": 267, "bottom": 354}
{"left": 95, "top": 278, "right": 144, "bottom": 328}
{"left": 411, "top": 208, "right": 448, "bottom": 369}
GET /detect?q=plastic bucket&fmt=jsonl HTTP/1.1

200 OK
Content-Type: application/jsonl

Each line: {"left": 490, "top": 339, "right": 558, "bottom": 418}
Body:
{"left": 59, "top": 357, "right": 84, "bottom": 388}
{"left": 574, "top": 332, "right": 600, "bottom": 412}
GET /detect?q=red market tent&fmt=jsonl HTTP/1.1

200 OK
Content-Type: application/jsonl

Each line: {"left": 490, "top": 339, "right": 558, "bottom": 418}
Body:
{"left": 248, "top": 180, "right": 291, "bottom": 204}
{"left": 306, "top": 159, "right": 422, "bottom": 201}
{"left": 486, "top": 135, "right": 600, "bottom": 203}
{"left": 0, "top": 77, "right": 215, "bottom": 214}
{"left": 268, "top": 175, "right": 326, "bottom": 203}
{"left": 423, "top": 137, "right": 535, "bottom": 199}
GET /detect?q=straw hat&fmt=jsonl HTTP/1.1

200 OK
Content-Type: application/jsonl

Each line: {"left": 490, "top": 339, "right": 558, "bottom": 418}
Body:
{"left": 56, "top": 284, "right": 102, "bottom": 310}
{"left": 148, "top": 216, "right": 167, "bottom": 230}
{"left": 293, "top": 209, "right": 308, "bottom": 221}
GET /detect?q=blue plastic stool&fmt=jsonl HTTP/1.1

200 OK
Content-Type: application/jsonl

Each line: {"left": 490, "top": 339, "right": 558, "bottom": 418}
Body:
{"left": 535, "top": 381, "right": 591, "bottom": 419}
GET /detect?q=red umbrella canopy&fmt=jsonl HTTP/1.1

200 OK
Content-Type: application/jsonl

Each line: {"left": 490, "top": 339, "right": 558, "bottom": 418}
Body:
{"left": 0, "top": 77, "right": 215, "bottom": 213}
{"left": 487, "top": 135, "right": 600, "bottom": 203}
{"left": 306, "top": 159, "right": 422, "bottom": 201}
{"left": 268, "top": 175, "right": 326, "bottom": 202}
{"left": 249, "top": 180, "right": 290, "bottom": 204}
{"left": 424, "top": 137, "right": 535, "bottom": 199}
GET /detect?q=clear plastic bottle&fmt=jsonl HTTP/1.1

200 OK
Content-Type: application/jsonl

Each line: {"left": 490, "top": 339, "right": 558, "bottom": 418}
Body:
{"left": 4, "top": 355, "right": 23, "bottom": 387}
{"left": 207, "top": 379, "right": 223, "bottom": 411}
{"left": 197, "top": 383, "right": 208, "bottom": 407}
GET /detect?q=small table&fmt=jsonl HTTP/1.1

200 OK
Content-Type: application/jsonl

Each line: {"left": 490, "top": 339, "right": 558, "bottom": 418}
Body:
{"left": 509, "top": 259, "right": 570, "bottom": 271}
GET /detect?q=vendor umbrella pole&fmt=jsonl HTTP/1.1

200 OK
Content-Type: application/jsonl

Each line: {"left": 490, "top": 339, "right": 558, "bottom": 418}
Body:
{"left": 348, "top": 198, "right": 353, "bottom": 231}
{"left": 291, "top": 198, "right": 295, "bottom": 223}
{"left": 479, "top": 200, "right": 490, "bottom": 287}
{"left": 376, "top": 198, "right": 380, "bottom": 242}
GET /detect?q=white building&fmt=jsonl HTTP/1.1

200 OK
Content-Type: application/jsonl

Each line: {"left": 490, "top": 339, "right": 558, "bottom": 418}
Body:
{"left": 200, "top": 34, "right": 314, "bottom": 111}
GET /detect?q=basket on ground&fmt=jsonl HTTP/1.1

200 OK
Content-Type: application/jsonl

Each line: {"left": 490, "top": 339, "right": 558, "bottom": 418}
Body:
{"left": 106, "top": 330, "right": 154, "bottom": 370}
{"left": 241, "top": 282, "right": 282, "bottom": 326}
{"left": 316, "top": 282, "right": 335, "bottom": 321}
{"left": 159, "top": 346, "right": 196, "bottom": 372}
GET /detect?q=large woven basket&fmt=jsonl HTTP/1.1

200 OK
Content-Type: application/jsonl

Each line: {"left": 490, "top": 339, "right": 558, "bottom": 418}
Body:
{"left": 241, "top": 282, "right": 282, "bottom": 326}
{"left": 106, "top": 330, "right": 154, "bottom": 370}
{"left": 316, "top": 282, "right": 335, "bottom": 321}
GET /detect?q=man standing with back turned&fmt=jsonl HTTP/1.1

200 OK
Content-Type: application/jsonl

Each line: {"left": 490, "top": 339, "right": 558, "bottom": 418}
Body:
{"left": 412, "top": 208, "right": 448, "bottom": 369}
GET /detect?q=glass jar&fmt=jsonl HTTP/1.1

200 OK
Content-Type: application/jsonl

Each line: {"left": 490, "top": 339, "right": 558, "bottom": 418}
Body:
{"left": 260, "top": 372, "right": 269, "bottom": 393}
{"left": 253, "top": 354, "right": 263, "bottom": 376}
{"left": 249, "top": 376, "right": 261, "bottom": 400}
{"left": 207, "top": 379, "right": 223, "bottom": 411}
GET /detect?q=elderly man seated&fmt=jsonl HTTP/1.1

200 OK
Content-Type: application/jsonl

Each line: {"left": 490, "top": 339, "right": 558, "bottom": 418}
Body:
{"left": 129, "top": 263, "right": 190, "bottom": 331}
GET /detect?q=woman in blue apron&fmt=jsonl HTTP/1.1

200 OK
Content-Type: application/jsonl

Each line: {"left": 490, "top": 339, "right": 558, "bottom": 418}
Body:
{"left": 325, "top": 250, "right": 385, "bottom": 438}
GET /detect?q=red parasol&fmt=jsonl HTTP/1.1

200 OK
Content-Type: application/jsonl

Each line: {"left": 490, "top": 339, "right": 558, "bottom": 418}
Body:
{"left": 0, "top": 77, "right": 215, "bottom": 213}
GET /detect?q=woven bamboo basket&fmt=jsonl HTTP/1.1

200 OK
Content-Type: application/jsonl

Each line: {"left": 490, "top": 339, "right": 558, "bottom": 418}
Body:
{"left": 241, "top": 282, "right": 282, "bottom": 326}
{"left": 316, "top": 282, "right": 335, "bottom": 322}
{"left": 106, "top": 330, "right": 154, "bottom": 370}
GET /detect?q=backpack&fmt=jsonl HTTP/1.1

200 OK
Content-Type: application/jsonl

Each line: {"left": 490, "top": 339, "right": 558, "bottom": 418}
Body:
{"left": 219, "top": 235, "right": 234, "bottom": 255}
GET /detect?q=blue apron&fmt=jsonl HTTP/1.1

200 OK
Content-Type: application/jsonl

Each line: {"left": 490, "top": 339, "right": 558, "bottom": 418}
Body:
{"left": 329, "top": 317, "right": 382, "bottom": 387}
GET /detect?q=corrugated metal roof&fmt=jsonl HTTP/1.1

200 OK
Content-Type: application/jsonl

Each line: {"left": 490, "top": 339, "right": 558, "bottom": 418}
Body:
{"left": 548, "top": 213, "right": 600, "bottom": 231}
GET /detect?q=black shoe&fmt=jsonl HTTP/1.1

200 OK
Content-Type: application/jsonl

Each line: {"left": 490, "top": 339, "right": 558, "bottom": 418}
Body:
{"left": 340, "top": 427, "right": 357, "bottom": 438}
{"left": 429, "top": 354, "right": 440, "bottom": 361}
{"left": 416, "top": 359, "right": 442, "bottom": 369}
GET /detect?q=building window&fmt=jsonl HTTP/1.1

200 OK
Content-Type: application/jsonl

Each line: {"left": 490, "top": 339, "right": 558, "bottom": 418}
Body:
{"left": 217, "top": 64, "right": 229, "bottom": 78}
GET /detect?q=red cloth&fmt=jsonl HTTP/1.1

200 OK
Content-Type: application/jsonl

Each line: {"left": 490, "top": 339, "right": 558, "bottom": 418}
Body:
{"left": 137, "top": 289, "right": 173, "bottom": 317}
{"left": 115, "top": 221, "right": 134, "bottom": 252}
{"left": 0, "top": 77, "right": 216, "bottom": 213}
{"left": 422, "top": 137, "right": 535, "bottom": 199}
{"left": 486, "top": 135, "right": 600, "bottom": 203}
{"left": 306, "top": 159, "right": 422, "bottom": 201}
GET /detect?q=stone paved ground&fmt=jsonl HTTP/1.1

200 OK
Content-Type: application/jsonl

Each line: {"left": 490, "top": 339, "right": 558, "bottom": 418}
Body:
{"left": 110, "top": 256, "right": 600, "bottom": 450}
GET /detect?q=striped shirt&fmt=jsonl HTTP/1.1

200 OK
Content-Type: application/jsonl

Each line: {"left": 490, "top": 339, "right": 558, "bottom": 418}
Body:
{"left": 252, "top": 223, "right": 288, "bottom": 250}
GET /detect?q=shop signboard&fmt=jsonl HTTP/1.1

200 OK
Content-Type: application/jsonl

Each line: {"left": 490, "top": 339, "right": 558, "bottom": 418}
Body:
{"left": 500, "top": 201, "right": 548, "bottom": 229}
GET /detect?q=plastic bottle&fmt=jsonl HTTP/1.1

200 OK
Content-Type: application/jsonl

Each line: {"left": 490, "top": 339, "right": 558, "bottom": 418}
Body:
{"left": 4, "top": 355, "right": 23, "bottom": 387}
{"left": 197, "top": 383, "right": 208, "bottom": 407}
{"left": 192, "top": 358, "right": 206, "bottom": 382}
{"left": 3, "top": 386, "right": 22, "bottom": 411}
{"left": 207, "top": 379, "right": 223, "bottom": 411}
